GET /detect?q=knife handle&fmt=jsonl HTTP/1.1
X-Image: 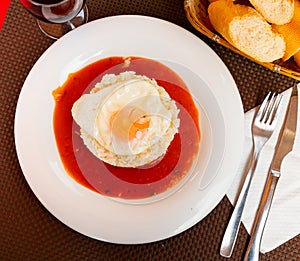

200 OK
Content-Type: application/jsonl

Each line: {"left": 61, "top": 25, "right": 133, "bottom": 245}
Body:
{"left": 244, "top": 170, "right": 280, "bottom": 261}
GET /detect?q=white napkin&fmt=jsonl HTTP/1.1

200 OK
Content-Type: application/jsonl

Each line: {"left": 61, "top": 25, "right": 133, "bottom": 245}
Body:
{"left": 226, "top": 86, "right": 300, "bottom": 253}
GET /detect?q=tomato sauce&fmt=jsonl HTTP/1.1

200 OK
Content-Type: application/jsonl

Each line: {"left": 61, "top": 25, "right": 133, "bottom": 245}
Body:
{"left": 52, "top": 56, "right": 200, "bottom": 200}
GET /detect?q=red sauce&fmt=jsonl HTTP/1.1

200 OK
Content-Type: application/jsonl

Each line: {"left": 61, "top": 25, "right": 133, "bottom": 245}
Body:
{"left": 52, "top": 56, "right": 200, "bottom": 200}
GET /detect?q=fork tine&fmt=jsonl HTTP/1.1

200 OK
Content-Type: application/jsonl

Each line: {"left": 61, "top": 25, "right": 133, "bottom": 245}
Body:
{"left": 256, "top": 92, "right": 272, "bottom": 120}
{"left": 266, "top": 94, "right": 282, "bottom": 125}
{"left": 261, "top": 93, "right": 277, "bottom": 123}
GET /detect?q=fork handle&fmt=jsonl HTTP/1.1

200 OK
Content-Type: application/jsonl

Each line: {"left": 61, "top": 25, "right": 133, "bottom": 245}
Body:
{"left": 220, "top": 153, "right": 258, "bottom": 257}
{"left": 244, "top": 170, "right": 280, "bottom": 261}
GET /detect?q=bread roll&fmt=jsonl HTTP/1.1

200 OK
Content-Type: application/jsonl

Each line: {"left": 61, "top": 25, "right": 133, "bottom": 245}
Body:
{"left": 273, "top": 1, "right": 300, "bottom": 61}
{"left": 208, "top": 0, "right": 285, "bottom": 62}
{"left": 249, "top": 0, "right": 294, "bottom": 25}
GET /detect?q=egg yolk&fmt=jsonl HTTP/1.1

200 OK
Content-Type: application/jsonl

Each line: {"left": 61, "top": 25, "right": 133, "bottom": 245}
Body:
{"left": 129, "top": 116, "right": 150, "bottom": 140}
{"left": 110, "top": 107, "right": 150, "bottom": 142}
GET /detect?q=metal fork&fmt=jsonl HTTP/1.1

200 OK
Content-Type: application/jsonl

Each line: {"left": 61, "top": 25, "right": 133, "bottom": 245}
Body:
{"left": 220, "top": 92, "right": 283, "bottom": 258}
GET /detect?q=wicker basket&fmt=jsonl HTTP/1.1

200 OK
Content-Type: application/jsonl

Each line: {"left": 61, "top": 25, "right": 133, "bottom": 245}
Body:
{"left": 184, "top": 0, "right": 300, "bottom": 81}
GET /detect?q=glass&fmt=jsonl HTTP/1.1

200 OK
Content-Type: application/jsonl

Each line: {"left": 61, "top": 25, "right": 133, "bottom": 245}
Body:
{"left": 20, "top": 0, "right": 88, "bottom": 40}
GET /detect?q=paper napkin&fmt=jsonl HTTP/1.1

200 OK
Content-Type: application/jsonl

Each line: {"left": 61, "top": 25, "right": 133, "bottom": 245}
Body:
{"left": 226, "top": 85, "right": 300, "bottom": 253}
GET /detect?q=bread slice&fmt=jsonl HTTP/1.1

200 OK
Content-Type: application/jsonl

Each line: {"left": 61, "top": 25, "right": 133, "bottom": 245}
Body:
{"left": 249, "top": 0, "right": 294, "bottom": 25}
{"left": 273, "top": 1, "right": 300, "bottom": 61}
{"left": 208, "top": 0, "right": 286, "bottom": 62}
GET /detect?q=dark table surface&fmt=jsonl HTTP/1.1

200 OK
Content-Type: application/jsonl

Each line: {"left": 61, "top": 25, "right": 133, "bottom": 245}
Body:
{"left": 0, "top": 0, "right": 299, "bottom": 260}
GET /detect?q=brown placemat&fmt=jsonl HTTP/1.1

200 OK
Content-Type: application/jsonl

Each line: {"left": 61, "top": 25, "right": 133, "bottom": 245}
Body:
{"left": 0, "top": 0, "right": 299, "bottom": 260}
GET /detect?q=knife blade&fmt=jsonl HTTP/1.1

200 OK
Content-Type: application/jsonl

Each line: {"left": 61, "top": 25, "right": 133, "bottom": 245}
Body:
{"left": 271, "top": 88, "right": 298, "bottom": 173}
{"left": 244, "top": 85, "right": 298, "bottom": 261}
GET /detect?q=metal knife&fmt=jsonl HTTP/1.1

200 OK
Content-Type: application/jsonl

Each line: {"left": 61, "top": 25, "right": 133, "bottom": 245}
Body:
{"left": 244, "top": 85, "right": 298, "bottom": 261}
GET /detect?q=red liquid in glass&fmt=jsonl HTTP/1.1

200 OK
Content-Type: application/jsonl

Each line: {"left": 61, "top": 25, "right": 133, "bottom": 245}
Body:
{"left": 20, "top": 0, "right": 85, "bottom": 23}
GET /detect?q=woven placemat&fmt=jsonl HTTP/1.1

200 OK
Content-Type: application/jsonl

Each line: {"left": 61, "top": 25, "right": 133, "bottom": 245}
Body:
{"left": 0, "top": 0, "right": 299, "bottom": 260}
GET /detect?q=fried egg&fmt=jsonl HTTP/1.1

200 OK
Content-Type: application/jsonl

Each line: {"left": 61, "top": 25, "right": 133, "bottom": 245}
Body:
{"left": 71, "top": 71, "right": 180, "bottom": 168}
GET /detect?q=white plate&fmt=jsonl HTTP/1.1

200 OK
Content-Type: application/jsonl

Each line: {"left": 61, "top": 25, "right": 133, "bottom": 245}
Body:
{"left": 15, "top": 15, "right": 244, "bottom": 244}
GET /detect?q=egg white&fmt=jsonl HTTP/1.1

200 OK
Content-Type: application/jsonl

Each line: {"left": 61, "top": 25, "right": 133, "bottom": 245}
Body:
{"left": 72, "top": 71, "right": 180, "bottom": 168}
